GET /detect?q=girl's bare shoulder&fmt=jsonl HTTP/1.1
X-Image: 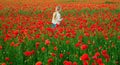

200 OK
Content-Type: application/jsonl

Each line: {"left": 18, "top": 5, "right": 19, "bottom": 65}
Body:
{"left": 53, "top": 12, "right": 57, "bottom": 15}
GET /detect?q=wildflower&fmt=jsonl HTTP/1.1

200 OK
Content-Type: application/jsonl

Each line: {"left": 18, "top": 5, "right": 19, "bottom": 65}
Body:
{"left": 0, "top": 45, "right": 2, "bottom": 50}
{"left": 51, "top": 53, "right": 56, "bottom": 57}
{"left": 75, "top": 42, "right": 80, "bottom": 47}
{"left": 41, "top": 47, "right": 46, "bottom": 52}
{"left": 35, "top": 61, "right": 42, "bottom": 65}
{"left": 48, "top": 58, "right": 53, "bottom": 64}
{"left": 1, "top": 63, "right": 6, "bottom": 65}
{"left": 63, "top": 60, "right": 72, "bottom": 65}
{"left": 54, "top": 46, "right": 58, "bottom": 51}
{"left": 45, "top": 39, "right": 50, "bottom": 46}
{"left": 59, "top": 53, "right": 64, "bottom": 58}
{"left": 73, "top": 62, "right": 78, "bottom": 65}
{"left": 80, "top": 53, "right": 89, "bottom": 61}
{"left": 36, "top": 42, "right": 40, "bottom": 49}
{"left": 5, "top": 57, "right": 10, "bottom": 61}
{"left": 81, "top": 44, "right": 88, "bottom": 50}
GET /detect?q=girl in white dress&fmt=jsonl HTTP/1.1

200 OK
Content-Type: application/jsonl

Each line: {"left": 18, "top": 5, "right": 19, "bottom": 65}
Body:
{"left": 52, "top": 6, "right": 63, "bottom": 28}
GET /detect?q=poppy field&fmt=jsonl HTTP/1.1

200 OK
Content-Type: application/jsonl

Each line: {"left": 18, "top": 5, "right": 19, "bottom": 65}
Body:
{"left": 0, "top": 0, "right": 120, "bottom": 65}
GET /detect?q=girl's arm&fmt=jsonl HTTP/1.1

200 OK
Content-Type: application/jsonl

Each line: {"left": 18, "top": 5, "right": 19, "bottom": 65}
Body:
{"left": 52, "top": 12, "right": 56, "bottom": 20}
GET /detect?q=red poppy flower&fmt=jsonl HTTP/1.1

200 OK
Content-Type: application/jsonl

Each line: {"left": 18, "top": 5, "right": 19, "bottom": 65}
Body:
{"left": 48, "top": 58, "right": 53, "bottom": 63}
{"left": 54, "top": 46, "right": 58, "bottom": 51}
{"left": 14, "top": 43, "right": 20, "bottom": 47}
{"left": 83, "top": 61, "right": 88, "bottom": 65}
{"left": 4, "top": 34, "right": 11, "bottom": 41}
{"left": 66, "top": 40, "right": 70, "bottom": 44}
{"left": 63, "top": 60, "right": 72, "bottom": 65}
{"left": 97, "top": 26, "right": 103, "bottom": 32}
{"left": 41, "top": 47, "right": 46, "bottom": 52}
{"left": 102, "top": 53, "right": 110, "bottom": 62}
{"left": 118, "top": 36, "right": 120, "bottom": 40}
{"left": 80, "top": 53, "right": 89, "bottom": 61}
{"left": 99, "top": 63, "right": 105, "bottom": 65}
{"left": 59, "top": 53, "right": 64, "bottom": 58}
{"left": 95, "top": 52, "right": 100, "bottom": 57}
{"left": 75, "top": 42, "right": 80, "bottom": 47}
{"left": 54, "top": 34, "right": 58, "bottom": 39}
{"left": 84, "top": 32, "right": 90, "bottom": 37}
{"left": 12, "top": 30, "right": 19, "bottom": 37}
{"left": 24, "top": 51, "right": 32, "bottom": 56}
{"left": 1, "top": 63, "right": 6, "bottom": 65}
{"left": 0, "top": 45, "right": 2, "bottom": 50}
{"left": 79, "top": 35, "right": 83, "bottom": 40}
{"left": 21, "top": 29, "right": 28, "bottom": 35}
{"left": 79, "top": 25, "right": 83, "bottom": 29}
{"left": 80, "top": 44, "right": 88, "bottom": 50}
{"left": 36, "top": 42, "right": 40, "bottom": 49}
{"left": 46, "top": 28, "right": 54, "bottom": 33}
{"left": 92, "top": 55, "right": 97, "bottom": 60}
{"left": 92, "top": 62, "right": 96, "bottom": 65}
{"left": 45, "top": 39, "right": 50, "bottom": 46}
{"left": 5, "top": 57, "right": 10, "bottom": 61}
{"left": 103, "top": 54, "right": 109, "bottom": 58}
{"left": 96, "top": 58, "right": 103, "bottom": 64}
{"left": 51, "top": 53, "right": 56, "bottom": 57}
{"left": 101, "top": 50, "right": 107, "bottom": 55}
{"left": 35, "top": 34, "right": 40, "bottom": 39}
{"left": 35, "top": 61, "right": 42, "bottom": 65}
{"left": 73, "top": 62, "right": 78, "bottom": 65}
{"left": 31, "top": 50, "right": 35, "bottom": 55}
{"left": 66, "top": 33, "right": 71, "bottom": 38}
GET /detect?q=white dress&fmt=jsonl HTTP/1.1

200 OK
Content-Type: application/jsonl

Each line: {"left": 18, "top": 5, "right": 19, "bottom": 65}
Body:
{"left": 52, "top": 11, "right": 62, "bottom": 25}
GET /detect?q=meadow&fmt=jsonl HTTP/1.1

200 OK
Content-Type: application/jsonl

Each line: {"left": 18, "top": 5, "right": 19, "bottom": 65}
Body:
{"left": 0, "top": 0, "right": 120, "bottom": 65}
